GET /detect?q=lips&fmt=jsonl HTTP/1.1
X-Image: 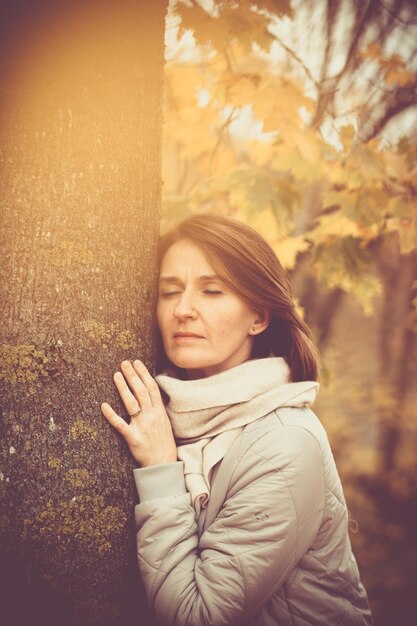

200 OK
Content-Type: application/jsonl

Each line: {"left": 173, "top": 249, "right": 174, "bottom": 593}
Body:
{"left": 174, "top": 332, "right": 204, "bottom": 338}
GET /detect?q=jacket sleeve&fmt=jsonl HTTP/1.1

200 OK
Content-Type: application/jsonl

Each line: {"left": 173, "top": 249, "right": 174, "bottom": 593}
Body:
{"left": 133, "top": 428, "right": 325, "bottom": 626}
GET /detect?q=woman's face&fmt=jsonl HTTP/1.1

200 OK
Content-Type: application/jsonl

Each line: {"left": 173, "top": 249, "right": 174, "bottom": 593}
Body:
{"left": 157, "top": 238, "right": 267, "bottom": 379}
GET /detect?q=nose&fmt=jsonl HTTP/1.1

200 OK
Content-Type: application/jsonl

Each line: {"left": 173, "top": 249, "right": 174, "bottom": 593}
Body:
{"left": 173, "top": 291, "right": 197, "bottom": 320}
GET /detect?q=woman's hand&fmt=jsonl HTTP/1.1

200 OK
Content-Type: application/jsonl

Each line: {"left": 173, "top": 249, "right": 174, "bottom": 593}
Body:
{"left": 101, "top": 359, "right": 177, "bottom": 467}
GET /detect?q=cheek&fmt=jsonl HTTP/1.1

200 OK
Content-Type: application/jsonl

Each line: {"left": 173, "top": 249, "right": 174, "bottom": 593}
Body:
{"left": 156, "top": 304, "right": 168, "bottom": 335}
{"left": 215, "top": 311, "right": 252, "bottom": 340}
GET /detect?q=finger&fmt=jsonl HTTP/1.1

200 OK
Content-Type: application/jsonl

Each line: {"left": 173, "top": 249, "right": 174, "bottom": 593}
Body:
{"left": 101, "top": 402, "right": 129, "bottom": 436}
{"left": 120, "top": 360, "right": 153, "bottom": 412}
{"left": 113, "top": 371, "right": 144, "bottom": 417}
{"left": 132, "top": 359, "right": 162, "bottom": 407}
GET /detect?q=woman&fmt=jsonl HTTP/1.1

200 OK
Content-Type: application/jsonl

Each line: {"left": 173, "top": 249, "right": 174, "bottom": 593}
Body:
{"left": 101, "top": 213, "right": 372, "bottom": 626}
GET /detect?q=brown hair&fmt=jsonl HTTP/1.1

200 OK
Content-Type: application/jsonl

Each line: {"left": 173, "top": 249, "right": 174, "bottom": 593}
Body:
{"left": 156, "top": 213, "right": 320, "bottom": 382}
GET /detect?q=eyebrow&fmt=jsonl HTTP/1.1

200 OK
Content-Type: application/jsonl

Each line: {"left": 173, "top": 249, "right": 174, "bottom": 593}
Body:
{"left": 159, "top": 274, "right": 221, "bottom": 284}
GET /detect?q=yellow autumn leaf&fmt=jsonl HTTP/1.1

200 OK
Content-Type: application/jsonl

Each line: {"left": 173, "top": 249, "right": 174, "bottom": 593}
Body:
{"left": 385, "top": 150, "right": 412, "bottom": 179}
{"left": 253, "top": 76, "right": 312, "bottom": 132}
{"left": 358, "top": 41, "right": 381, "bottom": 61}
{"left": 272, "top": 236, "right": 310, "bottom": 269}
{"left": 293, "top": 127, "right": 322, "bottom": 163}
{"left": 339, "top": 125, "right": 356, "bottom": 152}
{"left": 210, "top": 148, "right": 238, "bottom": 177}
{"left": 311, "top": 212, "right": 360, "bottom": 240}
{"left": 326, "top": 156, "right": 369, "bottom": 189}
{"left": 276, "top": 153, "right": 318, "bottom": 181}
{"left": 222, "top": 3, "right": 275, "bottom": 54}
{"left": 246, "top": 138, "right": 275, "bottom": 166}
{"left": 177, "top": 3, "right": 230, "bottom": 51}
{"left": 252, "top": 0, "right": 292, "bottom": 18}
{"left": 228, "top": 184, "right": 250, "bottom": 211}
{"left": 386, "top": 197, "right": 411, "bottom": 219}
{"left": 386, "top": 210, "right": 417, "bottom": 254}
{"left": 313, "top": 253, "right": 382, "bottom": 316}
{"left": 226, "top": 73, "right": 260, "bottom": 108}
{"left": 271, "top": 123, "right": 324, "bottom": 176}
{"left": 356, "top": 223, "right": 380, "bottom": 241}
{"left": 250, "top": 207, "right": 280, "bottom": 240}
{"left": 349, "top": 144, "right": 386, "bottom": 183}
{"left": 165, "top": 65, "right": 204, "bottom": 106}
{"left": 385, "top": 67, "right": 415, "bottom": 87}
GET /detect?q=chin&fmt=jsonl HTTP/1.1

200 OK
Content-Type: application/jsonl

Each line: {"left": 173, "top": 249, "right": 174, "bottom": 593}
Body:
{"left": 168, "top": 351, "right": 214, "bottom": 371}
{"left": 171, "top": 357, "right": 211, "bottom": 370}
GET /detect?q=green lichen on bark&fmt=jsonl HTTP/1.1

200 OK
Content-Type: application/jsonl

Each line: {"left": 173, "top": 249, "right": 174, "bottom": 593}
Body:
{"left": 116, "top": 329, "right": 137, "bottom": 351}
{"left": 22, "top": 495, "right": 127, "bottom": 555}
{"left": 0, "top": 344, "right": 49, "bottom": 385}
{"left": 81, "top": 319, "right": 136, "bottom": 350}
{"left": 48, "top": 458, "right": 61, "bottom": 469}
{"left": 70, "top": 419, "right": 98, "bottom": 441}
{"left": 65, "top": 468, "right": 91, "bottom": 489}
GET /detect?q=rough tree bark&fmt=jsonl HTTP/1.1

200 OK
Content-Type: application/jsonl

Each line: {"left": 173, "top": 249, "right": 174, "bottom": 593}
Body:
{"left": 0, "top": 1, "right": 168, "bottom": 625}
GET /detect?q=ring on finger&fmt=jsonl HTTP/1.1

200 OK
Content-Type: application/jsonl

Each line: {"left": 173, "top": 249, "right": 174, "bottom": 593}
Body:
{"left": 129, "top": 408, "right": 142, "bottom": 418}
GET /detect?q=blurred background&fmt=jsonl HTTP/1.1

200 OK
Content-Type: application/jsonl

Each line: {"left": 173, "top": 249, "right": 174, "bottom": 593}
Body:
{"left": 162, "top": 2, "right": 417, "bottom": 624}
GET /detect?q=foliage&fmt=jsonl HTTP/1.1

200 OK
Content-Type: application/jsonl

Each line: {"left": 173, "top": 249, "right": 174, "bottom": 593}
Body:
{"left": 164, "top": 0, "right": 417, "bottom": 314}
{"left": 163, "top": 1, "right": 417, "bottom": 623}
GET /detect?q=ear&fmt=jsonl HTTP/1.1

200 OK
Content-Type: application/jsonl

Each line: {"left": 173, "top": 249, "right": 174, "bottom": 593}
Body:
{"left": 249, "top": 310, "right": 270, "bottom": 336}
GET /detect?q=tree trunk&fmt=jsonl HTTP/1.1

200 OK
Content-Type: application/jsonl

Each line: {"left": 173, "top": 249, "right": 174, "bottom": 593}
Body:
{"left": 0, "top": 1, "right": 167, "bottom": 624}
{"left": 373, "top": 235, "right": 417, "bottom": 474}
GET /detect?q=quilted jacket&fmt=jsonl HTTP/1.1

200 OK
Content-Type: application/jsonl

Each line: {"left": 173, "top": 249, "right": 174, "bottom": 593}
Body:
{"left": 133, "top": 405, "right": 372, "bottom": 626}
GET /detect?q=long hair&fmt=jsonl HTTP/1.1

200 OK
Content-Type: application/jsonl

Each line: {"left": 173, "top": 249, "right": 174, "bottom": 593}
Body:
{"left": 156, "top": 213, "right": 320, "bottom": 382}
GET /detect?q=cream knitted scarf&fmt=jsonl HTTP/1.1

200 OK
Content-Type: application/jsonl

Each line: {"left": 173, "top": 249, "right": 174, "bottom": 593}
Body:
{"left": 156, "top": 357, "right": 319, "bottom": 518}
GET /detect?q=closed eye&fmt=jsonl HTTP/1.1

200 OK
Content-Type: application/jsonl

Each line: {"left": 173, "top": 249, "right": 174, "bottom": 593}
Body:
{"left": 159, "top": 291, "right": 181, "bottom": 298}
{"left": 159, "top": 289, "right": 223, "bottom": 297}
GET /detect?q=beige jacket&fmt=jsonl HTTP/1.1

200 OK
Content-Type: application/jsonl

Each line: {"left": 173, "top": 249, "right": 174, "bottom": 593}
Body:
{"left": 133, "top": 406, "right": 372, "bottom": 626}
